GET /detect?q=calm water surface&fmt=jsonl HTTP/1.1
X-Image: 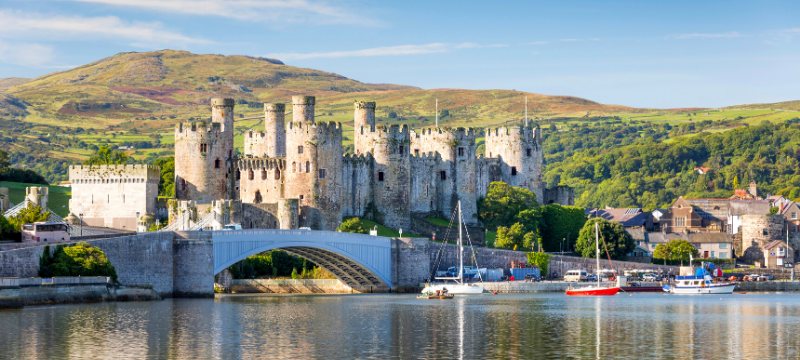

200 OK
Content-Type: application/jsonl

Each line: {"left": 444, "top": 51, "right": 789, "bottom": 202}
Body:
{"left": 1, "top": 293, "right": 800, "bottom": 359}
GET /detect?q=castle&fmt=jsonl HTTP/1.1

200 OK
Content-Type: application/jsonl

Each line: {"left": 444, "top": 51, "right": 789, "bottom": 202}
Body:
{"left": 69, "top": 95, "right": 572, "bottom": 232}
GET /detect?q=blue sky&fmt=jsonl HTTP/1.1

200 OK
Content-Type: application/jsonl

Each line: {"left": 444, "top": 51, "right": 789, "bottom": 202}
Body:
{"left": 0, "top": 0, "right": 798, "bottom": 108}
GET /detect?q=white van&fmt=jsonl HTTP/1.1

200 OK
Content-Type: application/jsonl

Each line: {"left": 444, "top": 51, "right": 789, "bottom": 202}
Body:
{"left": 564, "top": 270, "right": 588, "bottom": 282}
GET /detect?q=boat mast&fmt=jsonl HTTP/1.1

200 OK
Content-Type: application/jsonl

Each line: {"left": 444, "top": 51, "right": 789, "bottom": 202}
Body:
{"left": 458, "top": 201, "right": 463, "bottom": 284}
{"left": 596, "top": 222, "right": 600, "bottom": 287}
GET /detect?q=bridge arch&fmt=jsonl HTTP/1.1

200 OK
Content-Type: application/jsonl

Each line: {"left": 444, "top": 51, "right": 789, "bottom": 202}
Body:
{"left": 212, "top": 230, "right": 393, "bottom": 290}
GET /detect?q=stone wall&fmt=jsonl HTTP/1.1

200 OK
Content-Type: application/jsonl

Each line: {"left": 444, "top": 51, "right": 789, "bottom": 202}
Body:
{"left": 392, "top": 238, "right": 431, "bottom": 288}
{"left": 235, "top": 158, "right": 285, "bottom": 204}
{"left": 173, "top": 238, "right": 214, "bottom": 297}
{"left": 241, "top": 203, "right": 279, "bottom": 229}
{"left": 230, "top": 279, "right": 353, "bottom": 293}
{"left": 484, "top": 126, "right": 543, "bottom": 202}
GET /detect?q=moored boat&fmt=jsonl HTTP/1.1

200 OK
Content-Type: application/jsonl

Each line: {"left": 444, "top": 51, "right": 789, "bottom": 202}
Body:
{"left": 662, "top": 275, "right": 735, "bottom": 294}
{"left": 565, "top": 222, "right": 619, "bottom": 296}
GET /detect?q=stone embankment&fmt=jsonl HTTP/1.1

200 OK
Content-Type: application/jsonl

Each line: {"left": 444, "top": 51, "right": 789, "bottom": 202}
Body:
{"left": 0, "top": 277, "right": 161, "bottom": 308}
{"left": 228, "top": 279, "right": 356, "bottom": 294}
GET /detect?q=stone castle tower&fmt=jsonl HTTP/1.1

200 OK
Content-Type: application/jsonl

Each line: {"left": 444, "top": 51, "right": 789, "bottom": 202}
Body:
{"left": 170, "top": 95, "right": 568, "bottom": 231}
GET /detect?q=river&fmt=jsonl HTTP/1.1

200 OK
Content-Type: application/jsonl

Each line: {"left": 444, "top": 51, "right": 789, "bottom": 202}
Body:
{"left": 1, "top": 293, "right": 799, "bottom": 359}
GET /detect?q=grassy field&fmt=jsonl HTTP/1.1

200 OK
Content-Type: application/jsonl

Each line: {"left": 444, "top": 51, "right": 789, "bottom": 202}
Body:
{"left": 358, "top": 219, "right": 424, "bottom": 238}
{"left": 0, "top": 181, "right": 71, "bottom": 217}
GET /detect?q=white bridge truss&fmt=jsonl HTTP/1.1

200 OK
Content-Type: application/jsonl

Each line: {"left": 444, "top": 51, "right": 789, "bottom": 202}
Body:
{"left": 212, "top": 229, "right": 393, "bottom": 289}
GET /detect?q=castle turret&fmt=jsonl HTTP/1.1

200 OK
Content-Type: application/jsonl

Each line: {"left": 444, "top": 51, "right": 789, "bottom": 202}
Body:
{"left": 174, "top": 120, "right": 231, "bottom": 203}
{"left": 484, "top": 125, "right": 543, "bottom": 202}
{"left": 292, "top": 95, "right": 315, "bottom": 124}
{"left": 264, "top": 103, "right": 286, "bottom": 157}
{"left": 354, "top": 101, "right": 376, "bottom": 155}
{"left": 211, "top": 98, "right": 235, "bottom": 159}
{"left": 370, "top": 124, "right": 412, "bottom": 230}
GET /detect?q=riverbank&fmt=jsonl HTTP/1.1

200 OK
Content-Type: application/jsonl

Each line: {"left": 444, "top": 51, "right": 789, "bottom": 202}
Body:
{"left": 450, "top": 280, "right": 800, "bottom": 293}
{"left": 0, "top": 277, "right": 161, "bottom": 308}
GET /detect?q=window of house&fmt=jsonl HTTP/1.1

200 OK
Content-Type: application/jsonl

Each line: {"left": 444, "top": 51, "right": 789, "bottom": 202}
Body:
{"left": 711, "top": 251, "right": 716, "bottom": 258}
{"left": 526, "top": 148, "right": 532, "bottom": 157}
{"left": 763, "top": 229, "right": 769, "bottom": 236}
{"left": 794, "top": 225, "right": 799, "bottom": 232}
{"left": 440, "top": 170, "right": 447, "bottom": 180}
{"left": 792, "top": 212, "right": 797, "bottom": 220}
{"left": 378, "top": 171, "right": 385, "bottom": 181}
{"left": 215, "top": 159, "right": 221, "bottom": 169}
{"left": 319, "top": 168, "right": 327, "bottom": 179}
{"left": 676, "top": 217, "right": 686, "bottom": 227}
{"left": 305, "top": 161, "right": 310, "bottom": 173}
{"left": 398, "top": 145, "right": 404, "bottom": 155}
{"left": 298, "top": 146, "right": 304, "bottom": 154}
{"left": 248, "top": 170, "right": 254, "bottom": 180}
{"left": 261, "top": 169, "right": 267, "bottom": 180}
{"left": 511, "top": 166, "right": 517, "bottom": 176}
{"left": 415, "top": 149, "right": 420, "bottom": 156}
{"left": 458, "top": 147, "right": 465, "bottom": 157}
{"left": 719, "top": 243, "right": 727, "bottom": 249}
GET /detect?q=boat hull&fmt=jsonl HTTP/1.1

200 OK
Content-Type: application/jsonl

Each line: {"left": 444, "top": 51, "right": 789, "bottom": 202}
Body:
{"left": 422, "top": 284, "right": 485, "bottom": 295}
{"left": 566, "top": 287, "right": 620, "bottom": 296}
{"left": 663, "top": 283, "right": 735, "bottom": 294}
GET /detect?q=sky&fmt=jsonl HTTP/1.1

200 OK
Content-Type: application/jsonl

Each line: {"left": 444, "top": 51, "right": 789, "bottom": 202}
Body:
{"left": 0, "top": 0, "right": 798, "bottom": 108}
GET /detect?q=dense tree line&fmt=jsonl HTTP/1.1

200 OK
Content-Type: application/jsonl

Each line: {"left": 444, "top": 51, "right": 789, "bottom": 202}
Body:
{"left": 545, "top": 121, "right": 800, "bottom": 210}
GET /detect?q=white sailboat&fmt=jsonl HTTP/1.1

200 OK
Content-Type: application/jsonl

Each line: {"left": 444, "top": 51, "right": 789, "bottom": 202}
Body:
{"left": 422, "top": 201, "right": 485, "bottom": 295}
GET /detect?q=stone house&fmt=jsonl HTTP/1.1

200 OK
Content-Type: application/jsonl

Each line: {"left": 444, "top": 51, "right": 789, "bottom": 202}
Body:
{"left": 627, "top": 229, "right": 734, "bottom": 260}
{"left": 763, "top": 241, "right": 794, "bottom": 269}
{"left": 587, "top": 208, "right": 653, "bottom": 230}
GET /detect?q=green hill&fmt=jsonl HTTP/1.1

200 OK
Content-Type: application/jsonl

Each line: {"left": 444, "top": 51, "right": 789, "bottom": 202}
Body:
{"left": 0, "top": 77, "right": 30, "bottom": 91}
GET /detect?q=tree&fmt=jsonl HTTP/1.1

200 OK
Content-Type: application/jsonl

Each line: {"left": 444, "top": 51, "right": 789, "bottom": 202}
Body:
{"left": 291, "top": 267, "right": 299, "bottom": 279}
{"left": 652, "top": 243, "right": 674, "bottom": 265}
{"left": 440, "top": 109, "right": 449, "bottom": 118}
{"left": 338, "top": 218, "right": 368, "bottom": 234}
{"left": 733, "top": 175, "right": 739, "bottom": 190}
{"left": 84, "top": 145, "right": 130, "bottom": 166}
{"left": 8, "top": 203, "right": 50, "bottom": 232}
{"left": 526, "top": 252, "right": 551, "bottom": 275}
{"left": 478, "top": 182, "right": 538, "bottom": 229}
{"left": 0, "top": 148, "right": 9, "bottom": 169}
{"left": 575, "top": 218, "right": 635, "bottom": 261}
{"left": 41, "top": 243, "right": 118, "bottom": 282}
{"left": 494, "top": 222, "right": 526, "bottom": 249}
{"left": 667, "top": 239, "right": 699, "bottom": 266}
{"left": 388, "top": 111, "right": 397, "bottom": 118}
{"left": 154, "top": 156, "right": 175, "bottom": 196}
{"left": 539, "top": 204, "right": 586, "bottom": 252}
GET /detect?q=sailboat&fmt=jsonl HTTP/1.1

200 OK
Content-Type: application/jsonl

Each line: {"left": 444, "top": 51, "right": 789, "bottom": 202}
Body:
{"left": 421, "top": 201, "right": 485, "bottom": 295}
{"left": 566, "top": 222, "right": 620, "bottom": 296}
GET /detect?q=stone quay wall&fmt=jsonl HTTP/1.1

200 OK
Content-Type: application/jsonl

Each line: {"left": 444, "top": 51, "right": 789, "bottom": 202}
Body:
{"left": 430, "top": 243, "right": 678, "bottom": 277}
{"left": 229, "top": 279, "right": 353, "bottom": 294}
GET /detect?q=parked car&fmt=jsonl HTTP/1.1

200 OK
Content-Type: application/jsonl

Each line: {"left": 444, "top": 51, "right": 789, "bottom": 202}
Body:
{"left": 524, "top": 274, "right": 542, "bottom": 282}
{"left": 586, "top": 274, "right": 598, "bottom": 282}
{"left": 642, "top": 274, "right": 661, "bottom": 282}
{"left": 762, "top": 274, "right": 775, "bottom": 280}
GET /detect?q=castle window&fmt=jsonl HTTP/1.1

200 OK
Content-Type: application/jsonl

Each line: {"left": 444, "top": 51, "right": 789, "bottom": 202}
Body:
{"left": 458, "top": 147, "right": 465, "bottom": 157}
{"left": 298, "top": 146, "right": 304, "bottom": 154}
{"left": 763, "top": 229, "right": 768, "bottom": 236}
{"left": 200, "top": 144, "right": 208, "bottom": 153}
{"left": 275, "top": 169, "right": 281, "bottom": 180}
{"left": 511, "top": 167, "right": 517, "bottom": 176}
{"left": 378, "top": 171, "right": 385, "bottom": 182}
{"left": 215, "top": 159, "right": 221, "bottom": 169}
{"left": 292, "top": 162, "right": 296, "bottom": 173}
{"left": 254, "top": 190, "right": 262, "bottom": 204}
{"left": 440, "top": 171, "right": 447, "bottom": 180}
{"left": 236, "top": 170, "right": 240, "bottom": 180}
{"left": 526, "top": 148, "right": 532, "bottom": 157}
{"left": 489, "top": 152, "right": 492, "bottom": 157}
{"left": 319, "top": 168, "right": 327, "bottom": 179}
{"left": 399, "top": 145, "right": 404, "bottom": 155}
{"left": 249, "top": 170, "right": 254, "bottom": 180}
{"left": 261, "top": 169, "right": 267, "bottom": 180}
{"left": 415, "top": 149, "right": 420, "bottom": 156}
{"left": 306, "top": 161, "right": 310, "bottom": 173}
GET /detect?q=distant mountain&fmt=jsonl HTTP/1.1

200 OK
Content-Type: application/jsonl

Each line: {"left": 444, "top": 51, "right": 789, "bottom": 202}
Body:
{"left": 726, "top": 99, "right": 800, "bottom": 111}
{"left": 5, "top": 50, "right": 639, "bottom": 128}
{"left": 0, "top": 77, "right": 30, "bottom": 91}
{"left": 0, "top": 93, "right": 28, "bottom": 117}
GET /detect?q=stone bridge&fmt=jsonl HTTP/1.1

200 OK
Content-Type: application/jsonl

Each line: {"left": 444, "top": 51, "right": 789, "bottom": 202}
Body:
{"left": 212, "top": 229, "right": 393, "bottom": 291}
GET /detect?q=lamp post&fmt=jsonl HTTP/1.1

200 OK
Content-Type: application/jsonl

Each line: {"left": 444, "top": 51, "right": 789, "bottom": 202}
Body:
{"left": 181, "top": 210, "right": 186, "bottom": 231}
{"left": 79, "top": 213, "right": 83, "bottom": 236}
{"left": 156, "top": 218, "right": 160, "bottom": 231}
{"left": 136, "top": 212, "right": 140, "bottom": 232}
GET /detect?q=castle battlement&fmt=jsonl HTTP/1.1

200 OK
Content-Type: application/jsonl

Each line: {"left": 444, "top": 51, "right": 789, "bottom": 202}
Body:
{"left": 211, "top": 98, "right": 235, "bottom": 107}
{"left": 176, "top": 121, "right": 224, "bottom": 135}
{"left": 354, "top": 101, "right": 376, "bottom": 110}
{"left": 69, "top": 164, "right": 161, "bottom": 181}
{"left": 288, "top": 121, "right": 343, "bottom": 138}
{"left": 485, "top": 125, "right": 541, "bottom": 143}
{"left": 265, "top": 103, "right": 286, "bottom": 112}
{"left": 411, "top": 127, "right": 477, "bottom": 146}
{"left": 409, "top": 151, "right": 441, "bottom": 163}
{"left": 343, "top": 152, "right": 374, "bottom": 164}
{"left": 236, "top": 157, "right": 285, "bottom": 170}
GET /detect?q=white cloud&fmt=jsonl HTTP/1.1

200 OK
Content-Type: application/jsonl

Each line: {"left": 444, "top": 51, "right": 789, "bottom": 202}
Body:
{"left": 455, "top": 42, "right": 507, "bottom": 49}
{"left": 0, "top": 40, "right": 55, "bottom": 67}
{"left": 560, "top": 38, "right": 582, "bottom": 42}
{"left": 665, "top": 31, "right": 744, "bottom": 39}
{"left": 0, "top": 10, "right": 209, "bottom": 46}
{"left": 60, "top": 0, "right": 379, "bottom": 26}
{"left": 266, "top": 43, "right": 450, "bottom": 60}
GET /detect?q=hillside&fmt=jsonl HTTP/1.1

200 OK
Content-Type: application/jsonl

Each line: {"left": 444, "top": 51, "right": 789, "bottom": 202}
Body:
{"left": 726, "top": 99, "right": 800, "bottom": 111}
{"left": 0, "top": 77, "right": 30, "bottom": 91}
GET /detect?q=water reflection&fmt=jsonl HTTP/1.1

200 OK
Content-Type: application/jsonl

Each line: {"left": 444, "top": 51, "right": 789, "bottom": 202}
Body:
{"left": 1, "top": 293, "right": 799, "bottom": 359}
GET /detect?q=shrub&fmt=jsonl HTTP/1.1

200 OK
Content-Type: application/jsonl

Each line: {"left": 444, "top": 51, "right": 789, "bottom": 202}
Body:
{"left": 39, "top": 243, "right": 118, "bottom": 282}
{"left": 526, "top": 252, "right": 551, "bottom": 275}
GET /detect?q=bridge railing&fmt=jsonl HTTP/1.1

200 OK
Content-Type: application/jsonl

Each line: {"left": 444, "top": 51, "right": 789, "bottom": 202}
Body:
{"left": 210, "top": 229, "right": 392, "bottom": 242}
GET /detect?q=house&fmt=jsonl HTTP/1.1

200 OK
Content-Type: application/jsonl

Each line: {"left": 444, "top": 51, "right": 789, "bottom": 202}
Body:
{"left": 729, "top": 181, "right": 761, "bottom": 200}
{"left": 728, "top": 200, "right": 771, "bottom": 234}
{"left": 661, "top": 197, "right": 728, "bottom": 233}
{"left": 693, "top": 167, "right": 710, "bottom": 174}
{"left": 763, "top": 241, "right": 794, "bottom": 269}
{"left": 782, "top": 201, "right": 800, "bottom": 233}
{"left": 628, "top": 229, "right": 734, "bottom": 260}
{"left": 587, "top": 208, "right": 653, "bottom": 230}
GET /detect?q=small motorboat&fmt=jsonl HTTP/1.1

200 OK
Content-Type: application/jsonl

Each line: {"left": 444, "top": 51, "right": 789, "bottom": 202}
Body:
{"left": 417, "top": 289, "right": 455, "bottom": 300}
{"left": 662, "top": 275, "right": 735, "bottom": 294}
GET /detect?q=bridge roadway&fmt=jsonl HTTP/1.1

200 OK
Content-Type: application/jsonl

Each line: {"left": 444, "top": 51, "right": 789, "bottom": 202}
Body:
{"left": 212, "top": 229, "right": 393, "bottom": 290}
